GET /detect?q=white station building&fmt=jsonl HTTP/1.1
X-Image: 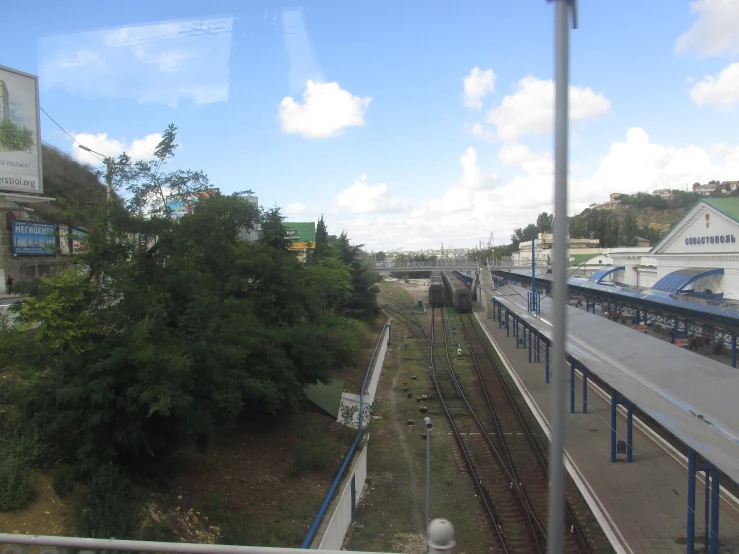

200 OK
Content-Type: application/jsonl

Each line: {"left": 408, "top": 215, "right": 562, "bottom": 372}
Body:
{"left": 610, "top": 198, "right": 739, "bottom": 299}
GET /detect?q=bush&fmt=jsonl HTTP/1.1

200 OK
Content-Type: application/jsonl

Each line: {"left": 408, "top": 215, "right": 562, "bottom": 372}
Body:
{"left": 0, "top": 441, "right": 34, "bottom": 511}
{"left": 291, "top": 422, "right": 343, "bottom": 476}
{"left": 139, "top": 521, "right": 178, "bottom": 542}
{"left": 75, "top": 465, "right": 143, "bottom": 539}
{"left": 52, "top": 466, "right": 76, "bottom": 497}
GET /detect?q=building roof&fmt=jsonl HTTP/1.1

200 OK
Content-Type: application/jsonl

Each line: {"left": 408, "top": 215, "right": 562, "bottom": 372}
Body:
{"left": 493, "top": 283, "right": 739, "bottom": 485}
{"left": 569, "top": 253, "right": 597, "bottom": 266}
{"left": 493, "top": 268, "right": 739, "bottom": 332}
{"left": 652, "top": 268, "right": 724, "bottom": 294}
{"left": 702, "top": 197, "right": 739, "bottom": 223}
{"left": 282, "top": 221, "right": 316, "bottom": 243}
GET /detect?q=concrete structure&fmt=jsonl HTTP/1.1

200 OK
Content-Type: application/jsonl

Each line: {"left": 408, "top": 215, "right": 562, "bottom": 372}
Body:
{"left": 477, "top": 298, "right": 739, "bottom": 554}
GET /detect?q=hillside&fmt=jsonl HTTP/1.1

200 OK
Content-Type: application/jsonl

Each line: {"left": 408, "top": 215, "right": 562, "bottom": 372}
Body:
{"left": 568, "top": 192, "right": 700, "bottom": 247}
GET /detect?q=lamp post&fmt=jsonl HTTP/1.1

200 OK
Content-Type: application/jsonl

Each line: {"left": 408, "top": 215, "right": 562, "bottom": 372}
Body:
{"left": 424, "top": 417, "right": 433, "bottom": 552}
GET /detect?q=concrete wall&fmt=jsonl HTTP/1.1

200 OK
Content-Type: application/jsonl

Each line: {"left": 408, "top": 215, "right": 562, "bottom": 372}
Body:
{"left": 336, "top": 326, "right": 389, "bottom": 427}
{"left": 316, "top": 443, "right": 368, "bottom": 550}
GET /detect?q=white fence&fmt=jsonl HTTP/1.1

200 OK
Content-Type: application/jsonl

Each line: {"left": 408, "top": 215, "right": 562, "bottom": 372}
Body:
{"left": 336, "top": 327, "right": 390, "bottom": 428}
{"left": 316, "top": 445, "right": 369, "bottom": 550}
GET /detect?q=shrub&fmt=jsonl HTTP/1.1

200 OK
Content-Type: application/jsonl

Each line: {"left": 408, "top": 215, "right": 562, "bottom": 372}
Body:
{"left": 0, "top": 441, "right": 34, "bottom": 511}
{"left": 291, "top": 422, "right": 343, "bottom": 476}
{"left": 52, "top": 466, "right": 76, "bottom": 497}
{"left": 139, "top": 521, "right": 177, "bottom": 542}
{"left": 75, "top": 465, "right": 143, "bottom": 539}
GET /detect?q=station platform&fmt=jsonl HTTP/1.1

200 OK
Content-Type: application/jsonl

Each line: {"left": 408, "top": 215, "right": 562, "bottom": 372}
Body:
{"left": 474, "top": 308, "right": 739, "bottom": 554}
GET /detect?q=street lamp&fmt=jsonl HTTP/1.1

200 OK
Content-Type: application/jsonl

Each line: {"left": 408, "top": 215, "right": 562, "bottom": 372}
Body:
{"left": 78, "top": 144, "right": 113, "bottom": 205}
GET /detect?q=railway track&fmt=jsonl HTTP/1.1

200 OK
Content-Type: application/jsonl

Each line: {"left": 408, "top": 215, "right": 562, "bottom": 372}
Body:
{"left": 458, "top": 312, "right": 592, "bottom": 553}
{"left": 432, "top": 307, "right": 545, "bottom": 553}
{"left": 382, "top": 298, "right": 593, "bottom": 553}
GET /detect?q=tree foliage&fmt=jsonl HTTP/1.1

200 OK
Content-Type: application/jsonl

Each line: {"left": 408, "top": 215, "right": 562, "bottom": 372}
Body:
{"left": 2, "top": 124, "right": 379, "bottom": 478}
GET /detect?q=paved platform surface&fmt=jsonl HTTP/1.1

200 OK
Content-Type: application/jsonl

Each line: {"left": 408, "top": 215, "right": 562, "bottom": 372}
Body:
{"left": 475, "top": 308, "right": 739, "bottom": 554}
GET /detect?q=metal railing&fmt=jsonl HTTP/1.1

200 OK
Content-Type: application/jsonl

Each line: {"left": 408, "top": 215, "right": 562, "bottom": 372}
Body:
{"left": 373, "top": 261, "right": 479, "bottom": 270}
{"left": 0, "top": 533, "right": 394, "bottom": 554}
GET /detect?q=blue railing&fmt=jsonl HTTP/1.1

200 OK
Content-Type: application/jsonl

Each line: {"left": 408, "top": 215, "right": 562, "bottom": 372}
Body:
{"left": 300, "top": 323, "right": 391, "bottom": 549}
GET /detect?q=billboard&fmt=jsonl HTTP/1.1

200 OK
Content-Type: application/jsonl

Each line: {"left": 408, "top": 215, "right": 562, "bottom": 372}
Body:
{"left": 282, "top": 222, "right": 316, "bottom": 249}
{"left": 165, "top": 189, "right": 219, "bottom": 220}
{"left": 13, "top": 220, "right": 56, "bottom": 256}
{"left": 70, "top": 228, "right": 89, "bottom": 254}
{"left": 0, "top": 65, "right": 42, "bottom": 194}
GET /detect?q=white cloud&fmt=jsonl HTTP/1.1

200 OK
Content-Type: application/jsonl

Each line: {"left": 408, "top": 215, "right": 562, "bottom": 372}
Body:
{"left": 285, "top": 202, "right": 312, "bottom": 215}
{"left": 39, "top": 17, "right": 234, "bottom": 107}
{"left": 278, "top": 80, "right": 371, "bottom": 139}
{"left": 486, "top": 76, "right": 611, "bottom": 140}
{"left": 71, "top": 132, "right": 161, "bottom": 165}
{"left": 333, "top": 175, "right": 403, "bottom": 214}
{"left": 465, "top": 122, "right": 495, "bottom": 141}
{"left": 454, "top": 147, "right": 498, "bottom": 189}
{"left": 324, "top": 130, "right": 739, "bottom": 251}
{"left": 690, "top": 62, "right": 739, "bottom": 110}
{"left": 675, "top": 0, "right": 739, "bottom": 58}
{"left": 497, "top": 143, "right": 553, "bottom": 175}
{"left": 463, "top": 67, "right": 496, "bottom": 110}
{"left": 571, "top": 128, "right": 739, "bottom": 210}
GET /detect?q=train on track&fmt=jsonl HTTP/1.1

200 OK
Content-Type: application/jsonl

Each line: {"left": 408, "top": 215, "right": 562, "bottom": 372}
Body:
{"left": 429, "top": 271, "right": 444, "bottom": 307}
{"left": 441, "top": 271, "right": 472, "bottom": 312}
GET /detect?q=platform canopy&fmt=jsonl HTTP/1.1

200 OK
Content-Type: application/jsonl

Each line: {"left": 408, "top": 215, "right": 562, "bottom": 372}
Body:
{"left": 652, "top": 267, "right": 724, "bottom": 293}
{"left": 587, "top": 266, "right": 624, "bottom": 284}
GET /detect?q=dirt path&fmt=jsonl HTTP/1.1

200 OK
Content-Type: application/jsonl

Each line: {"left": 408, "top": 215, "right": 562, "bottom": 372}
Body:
{"left": 387, "top": 339, "right": 423, "bottom": 533}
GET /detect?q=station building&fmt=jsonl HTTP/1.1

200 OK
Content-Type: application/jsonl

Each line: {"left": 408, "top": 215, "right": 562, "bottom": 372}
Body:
{"left": 611, "top": 198, "right": 739, "bottom": 298}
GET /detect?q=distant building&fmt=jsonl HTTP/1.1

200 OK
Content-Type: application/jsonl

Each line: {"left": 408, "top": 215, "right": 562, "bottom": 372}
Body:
{"left": 609, "top": 192, "right": 623, "bottom": 202}
{"left": 237, "top": 195, "right": 260, "bottom": 242}
{"left": 695, "top": 184, "right": 718, "bottom": 196}
{"left": 633, "top": 236, "right": 651, "bottom": 247}
{"left": 652, "top": 188, "right": 674, "bottom": 200}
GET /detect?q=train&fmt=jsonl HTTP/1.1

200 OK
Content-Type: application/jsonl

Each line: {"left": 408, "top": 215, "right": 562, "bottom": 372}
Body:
{"left": 441, "top": 271, "right": 472, "bottom": 312}
{"left": 429, "top": 271, "right": 445, "bottom": 307}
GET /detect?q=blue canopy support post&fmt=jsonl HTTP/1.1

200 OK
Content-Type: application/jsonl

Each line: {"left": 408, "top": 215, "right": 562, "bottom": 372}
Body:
{"left": 545, "top": 338, "right": 550, "bottom": 383}
{"left": 528, "top": 325, "right": 533, "bottom": 363}
{"left": 506, "top": 310, "right": 510, "bottom": 336}
{"left": 570, "top": 357, "right": 576, "bottom": 414}
{"left": 687, "top": 449, "right": 696, "bottom": 554}
{"left": 536, "top": 331, "right": 541, "bottom": 362}
{"left": 626, "top": 403, "right": 634, "bottom": 462}
{"left": 673, "top": 318, "right": 678, "bottom": 344}
{"left": 704, "top": 471, "right": 710, "bottom": 552}
{"left": 711, "top": 469, "right": 720, "bottom": 554}
{"left": 514, "top": 315, "right": 519, "bottom": 347}
{"left": 635, "top": 309, "right": 640, "bottom": 326}
{"left": 732, "top": 335, "right": 736, "bottom": 368}
{"left": 582, "top": 365, "right": 588, "bottom": 413}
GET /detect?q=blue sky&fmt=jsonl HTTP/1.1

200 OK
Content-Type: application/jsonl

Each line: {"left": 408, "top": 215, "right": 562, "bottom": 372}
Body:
{"left": 3, "top": 0, "right": 739, "bottom": 250}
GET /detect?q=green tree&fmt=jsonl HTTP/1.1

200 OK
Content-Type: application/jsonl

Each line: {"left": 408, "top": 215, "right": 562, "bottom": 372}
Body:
{"left": 620, "top": 210, "right": 638, "bottom": 246}
{"left": 536, "top": 212, "right": 553, "bottom": 233}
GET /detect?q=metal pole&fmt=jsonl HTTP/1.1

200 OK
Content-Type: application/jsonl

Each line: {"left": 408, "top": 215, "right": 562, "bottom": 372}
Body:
{"left": 426, "top": 428, "right": 431, "bottom": 538}
{"left": 548, "top": 0, "right": 570, "bottom": 552}
{"left": 687, "top": 449, "right": 696, "bottom": 554}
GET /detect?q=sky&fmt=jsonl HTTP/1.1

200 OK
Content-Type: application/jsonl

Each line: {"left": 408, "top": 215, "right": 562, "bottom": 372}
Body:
{"left": 2, "top": 0, "right": 739, "bottom": 251}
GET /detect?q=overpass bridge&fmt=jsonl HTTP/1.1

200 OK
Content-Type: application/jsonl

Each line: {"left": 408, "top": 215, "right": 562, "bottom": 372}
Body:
{"left": 372, "top": 260, "right": 480, "bottom": 272}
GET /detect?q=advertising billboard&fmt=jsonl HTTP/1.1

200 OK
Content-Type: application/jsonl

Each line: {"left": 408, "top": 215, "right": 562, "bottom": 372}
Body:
{"left": 70, "top": 228, "right": 89, "bottom": 254}
{"left": 0, "top": 65, "right": 42, "bottom": 194}
{"left": 282, "top": 222, "right": 316, "bottom": 249}
{"left": 13, "top": 220, "right": 56, "bottom": 256}
{"left": 165, "top": 189, "right": 219, "bottom": 220}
